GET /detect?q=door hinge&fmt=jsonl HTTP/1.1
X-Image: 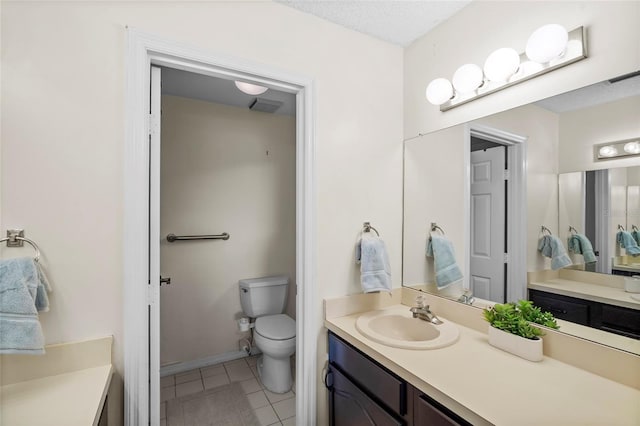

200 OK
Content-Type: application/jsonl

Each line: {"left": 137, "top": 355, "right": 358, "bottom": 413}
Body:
{"left": 503, "top": 253, "right": 509, "bottom": 263}
{"left": 503, "top": 169, "right": 510, "bottom": 180}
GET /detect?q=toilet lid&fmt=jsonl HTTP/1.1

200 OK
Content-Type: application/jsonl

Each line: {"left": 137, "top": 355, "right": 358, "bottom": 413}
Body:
{"left": 255, "top": 314, "right": 296, "bottom": 340}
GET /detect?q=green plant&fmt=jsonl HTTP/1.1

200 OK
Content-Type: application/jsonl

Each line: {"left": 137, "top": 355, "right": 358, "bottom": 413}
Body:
{"left": 483, "top": 300, "right": 559, "bottom": 340}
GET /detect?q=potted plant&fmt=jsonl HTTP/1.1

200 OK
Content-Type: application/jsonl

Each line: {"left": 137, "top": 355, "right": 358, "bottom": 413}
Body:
{"left": 483, "top": 300, "right": 559, "bottom": 362}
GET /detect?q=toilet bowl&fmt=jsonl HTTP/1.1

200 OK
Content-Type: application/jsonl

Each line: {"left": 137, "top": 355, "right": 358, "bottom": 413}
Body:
{"left": 254, "top": 314, "right": 296, "bottom": 393}
{"left": 239, "top": 276, "right": 296, "bottom": 394}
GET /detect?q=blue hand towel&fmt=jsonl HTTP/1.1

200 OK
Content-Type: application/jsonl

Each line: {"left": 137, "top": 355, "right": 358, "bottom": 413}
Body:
{"left": 355, "top": 233, "right": 392, "bottom": 294}
{"left": 538, "top": 235, "right": 572, "bottom": 270}
{"left": 0, "top": 257, "right": 51, "bottom": 354}
{"left": 567, "top": 234, "right": 597, "bottom": 264}
{"left": 632, "top": 230, "right": 640, "bottom": 245}
{"left": 426, "top": 235, "right": 463, "bottom": 289}
{"left": 617, "top": 231, "right": 640, "bottom": 256}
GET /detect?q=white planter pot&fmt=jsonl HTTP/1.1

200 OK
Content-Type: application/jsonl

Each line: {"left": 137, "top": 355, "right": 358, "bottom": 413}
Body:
{"left": 488, "top": 326, "right": 543, "bottom": 362}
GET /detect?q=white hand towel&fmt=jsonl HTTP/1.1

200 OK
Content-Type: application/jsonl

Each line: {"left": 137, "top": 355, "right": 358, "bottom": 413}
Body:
{"left": 355, "top": 233, "right": 392, "bottom": 294}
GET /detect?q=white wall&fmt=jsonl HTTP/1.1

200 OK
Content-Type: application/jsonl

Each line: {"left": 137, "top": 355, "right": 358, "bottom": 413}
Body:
{"left": 1, "top": 2, "right": 403, "bottom": 424}
{"left": 559, "top": 96, "right": 640, "bottom": 173}
{"left": 160, "top": 96, "right": 296, "bottom": 366}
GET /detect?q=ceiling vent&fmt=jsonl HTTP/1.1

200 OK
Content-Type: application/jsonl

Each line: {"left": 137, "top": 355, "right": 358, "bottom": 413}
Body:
{"left": 249, "top": 98, "right": 283, "bottom": 113}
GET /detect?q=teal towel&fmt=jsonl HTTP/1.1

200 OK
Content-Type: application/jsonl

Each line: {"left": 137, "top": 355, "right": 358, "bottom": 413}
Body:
{"left": 0, "top": 258, "right": 51, "bottom": 354}
{"left": 355, "top": 234, "right": 392, "bottom": 294}
{"left": 567, "top": 234, "right": 597, "bottom": 264}
{"left": 426, "top": 235, "right": 463, "bottom": 289}
{"left": 632, "top": 230, "right": 640, "bottom": 245}
{"left": 616, "top": 231, "right": 640, "bottom": 256}
{"left": 538, "top": 235, "right": 572, "bottom": 270}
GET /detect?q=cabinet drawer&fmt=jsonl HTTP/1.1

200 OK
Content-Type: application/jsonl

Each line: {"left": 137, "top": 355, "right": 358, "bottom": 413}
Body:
{"left": 528, "top": 290, "right": 589, "bottom": 325}
{"left": 329, "top": 333, "right": 406, "bottom": 416}
{"left": 414, "top": 393, "right": 470, "bottom": 426}
{"left": 330, "top": 367, "right": 404, "bottom": 426}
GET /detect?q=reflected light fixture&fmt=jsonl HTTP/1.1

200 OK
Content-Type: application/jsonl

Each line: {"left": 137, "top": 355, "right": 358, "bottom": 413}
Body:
{"left": 595, "top": 139, "right": 640, "bottom": 161}
{"left": 425, "top": 24, "right": 586, "bottom": 111}
{"left": 234, "top": 81, "right": 268, "bottom": 95}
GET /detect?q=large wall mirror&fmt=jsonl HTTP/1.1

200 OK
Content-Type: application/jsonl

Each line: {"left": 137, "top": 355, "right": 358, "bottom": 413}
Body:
{"left": 403, "top": 72, "right": 640, "bottom": 355}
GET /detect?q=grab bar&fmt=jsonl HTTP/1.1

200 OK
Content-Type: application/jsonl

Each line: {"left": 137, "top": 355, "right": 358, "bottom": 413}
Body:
{"left": 166, "top": 232, "right": 230, "bottom": 242}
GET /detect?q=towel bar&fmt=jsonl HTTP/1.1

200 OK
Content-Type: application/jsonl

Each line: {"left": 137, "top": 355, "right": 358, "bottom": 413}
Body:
{"left": 167, "top": 233, "right": 230, "bottom": 242}
{"left": 1, "top": 230, "right": 41, "bottom": 262}
{"left": 430, "top": 222, "right": 445, "bottom": 235}
{"left": 540, "top": 225, "right": 552, "bottom": 235}
{"left": 569, "top": 226, "right": 578, "bottom": 234}
{"left": 618, "top": 224, "right": 626, "bottom": 231}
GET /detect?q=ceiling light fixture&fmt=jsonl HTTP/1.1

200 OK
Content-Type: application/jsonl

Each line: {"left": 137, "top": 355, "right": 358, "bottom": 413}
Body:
{"left": 234, "top": 81, "right": 268, "bottom": 95}
{"left": 425, "top": 25, "right": 587, "bottom": 111}
{"left": 595, "top": 139, "right": 640, "bottom": 161}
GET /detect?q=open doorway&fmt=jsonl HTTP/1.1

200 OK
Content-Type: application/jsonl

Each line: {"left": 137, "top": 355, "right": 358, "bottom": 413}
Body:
{"left": 124, "top": 29, "right": 316, "bottom": 426}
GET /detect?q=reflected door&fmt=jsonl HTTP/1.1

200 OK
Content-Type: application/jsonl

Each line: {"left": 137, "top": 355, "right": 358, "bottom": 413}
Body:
{"left": 470, "top": 145, "right": 506, "bottom": 302}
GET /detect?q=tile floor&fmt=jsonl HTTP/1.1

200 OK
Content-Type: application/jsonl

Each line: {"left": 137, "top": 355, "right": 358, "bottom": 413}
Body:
{"left": 160, "top": 355, "right": 296, "bottom": 426}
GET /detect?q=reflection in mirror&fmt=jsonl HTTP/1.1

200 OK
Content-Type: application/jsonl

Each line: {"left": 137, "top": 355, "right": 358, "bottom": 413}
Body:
{"left": 403, "top": 72, "right": 640, "bottom": 355}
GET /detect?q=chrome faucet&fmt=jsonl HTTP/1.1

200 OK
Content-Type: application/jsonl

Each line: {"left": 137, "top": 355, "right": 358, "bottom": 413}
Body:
{"left": 410, "top": 296, "right": 443, "bottom": 325}
{"left": 457, "top": 290, "right": 475, "bottom": 305}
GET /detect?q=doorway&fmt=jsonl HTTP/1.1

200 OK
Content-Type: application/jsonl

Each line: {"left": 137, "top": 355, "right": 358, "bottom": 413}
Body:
{"left": 124, "top": 29, "right": 317, "bottom": 426}
{"left": 464, "top": 124, "right": 527, "bottom": 304}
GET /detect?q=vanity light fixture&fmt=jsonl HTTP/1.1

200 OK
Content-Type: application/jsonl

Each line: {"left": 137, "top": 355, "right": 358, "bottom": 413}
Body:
{"left": 234, "top": 81, "right": 268, "bottom": 95}
{"left": 426, "top": 25, "right": 587, "bottom": 111}
{"left": 595, "top": 139, "right": 640, "bottom": 161}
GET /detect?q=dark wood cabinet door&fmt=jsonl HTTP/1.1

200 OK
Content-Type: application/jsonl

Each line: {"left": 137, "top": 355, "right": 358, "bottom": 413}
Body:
{"left": 414, "top": 393, "right": 470, "bottom": 426}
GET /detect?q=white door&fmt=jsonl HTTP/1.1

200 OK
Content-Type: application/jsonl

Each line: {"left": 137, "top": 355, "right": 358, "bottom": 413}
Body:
{"left": 470, "top": 145, "right": 506, "bottom": 302}
{"left": 149, "top": 66, "right": 162, "bottom": 425}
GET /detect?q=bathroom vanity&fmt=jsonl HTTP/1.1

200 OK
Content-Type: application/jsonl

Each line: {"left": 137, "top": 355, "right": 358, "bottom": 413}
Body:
{"left": 324, "top": 290, "right": 640, "bottom": 425}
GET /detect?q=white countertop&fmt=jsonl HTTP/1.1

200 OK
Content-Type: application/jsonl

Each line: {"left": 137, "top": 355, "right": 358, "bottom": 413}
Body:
{"left": 529, "top": 278, "right": 640, "bottom": 310}
{"left": 325, "top": 305, "right": 640, "bottom": 426}
{"left": 0, "top": 364, "right": 113, "bottom": 426}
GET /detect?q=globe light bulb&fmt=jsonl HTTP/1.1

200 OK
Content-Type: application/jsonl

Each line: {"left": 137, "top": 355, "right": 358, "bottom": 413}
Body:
{"left": 483, "top": 48, "right": 520, "bottom": 83}
{"left": 525, "top": 24, "right": 569, "bottom": 64}
{"left": 234, "top": 81, "right": 268, "bottom": 95}
{"left": 425, "top": 78, "right": 454, "bottom": 105}
{"left": 598, "top": 146, "right": 618, "bottom": 158}
{"left": 624, "top": 141, "right": 640, "bottom": 154}
{"left": 452, "top": 64, "right": 484, "bottom": 94}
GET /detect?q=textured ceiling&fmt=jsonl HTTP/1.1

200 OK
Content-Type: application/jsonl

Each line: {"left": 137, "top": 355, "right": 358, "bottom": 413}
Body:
{"left": 275, "top": 0, "right": 472, "bottom": 46}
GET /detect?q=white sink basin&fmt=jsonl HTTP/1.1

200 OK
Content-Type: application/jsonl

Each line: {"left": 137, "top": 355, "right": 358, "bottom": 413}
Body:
{"left": 355, "top": 305, "right": 459, "bottom": 350}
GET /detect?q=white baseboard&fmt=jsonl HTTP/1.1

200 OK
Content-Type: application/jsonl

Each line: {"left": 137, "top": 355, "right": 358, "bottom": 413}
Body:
{"left": 160, "top": 348, "right": 262, "bottom": 377}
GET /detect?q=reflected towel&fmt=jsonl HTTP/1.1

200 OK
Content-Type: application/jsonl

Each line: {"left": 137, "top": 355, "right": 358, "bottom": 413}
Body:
{"left": 0, "top": 258, "right": 51, "bottom": 354}
{"left": 567, "top": 234, "right": 597, "bottom": 264}
{"left": 355, "top": 233, "right": 392, "bottom": 294}
{"left": 631, "top": 230, "right": 640, "bottom": 246}
{"left": 538, "top": 235, "right": 572, "bottom": 270}
{"left": 616, "top": 231, "right": 640, "bottom": 256}
{"left": 426, "top": 235, "right": 463, "bottom": 289}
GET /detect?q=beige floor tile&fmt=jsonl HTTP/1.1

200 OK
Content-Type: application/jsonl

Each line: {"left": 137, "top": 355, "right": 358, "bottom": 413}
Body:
{"left": 203, "top": 373, "right": 230, "bottom": 390}
{"left": 253, "top": 405, "right": 279, "bottom": 426}
{"left": 264, "top": 389, "right": 294, "bottom": 404}
{"left": 281, "top": 417, "right": 296, "bottom": 426}
{"left": 246, "top": 390, "right": 269, "bottom": 409}
{"left": 161, "top": 386, "right": 175, "bottom": 402}
{"left": 160, "top": 401, "right": 166, "bottom": 419}
{"left": 272, "top": 397, "right": 296, "bottom": 421}
{"left": 239, "top": 378, "right": 262, "bottom": 394}
{"left": 223, "top": 358, "right": 248, "bottom": 368}
{"left": 200, "top": 364, "right": 225, "bottom": 378}
{"left": 176, "top": 379, "right": 204, "bottom": 397}
{"left": 160, "top": 375, "right": 175, "bottom": 387}
{"left": 226, "top": 363, "right": 255, "bottom": 382}
{"left": 175, "top": 370, "right": 201, "bottom": 384}
{"left": 246, "top": 355, "right": 259, "bottom": 366}
{"left": 250, "top": 365, "right": 260, "bottom": 378}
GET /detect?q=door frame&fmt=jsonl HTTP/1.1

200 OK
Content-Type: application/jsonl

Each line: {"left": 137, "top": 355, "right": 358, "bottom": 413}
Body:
{"left": 124, "top": 28, "right": 317, "bottom": 425}
{"left": 464, "top": 124, "right": 527, "bottom": 302}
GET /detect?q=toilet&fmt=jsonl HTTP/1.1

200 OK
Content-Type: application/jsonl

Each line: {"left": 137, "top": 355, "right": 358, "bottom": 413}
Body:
{"left": 239, "top": 275, "right": 296, "bottom": 393}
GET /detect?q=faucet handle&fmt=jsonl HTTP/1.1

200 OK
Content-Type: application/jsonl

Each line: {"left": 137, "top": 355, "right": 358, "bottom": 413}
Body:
{"left": 415, "top": 295, "right": 425, "bottom": 308}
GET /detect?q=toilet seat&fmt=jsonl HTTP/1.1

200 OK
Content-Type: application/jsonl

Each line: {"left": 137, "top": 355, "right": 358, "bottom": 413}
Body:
{"left": 255, "top": 314, "right": 295, "bottom": 340}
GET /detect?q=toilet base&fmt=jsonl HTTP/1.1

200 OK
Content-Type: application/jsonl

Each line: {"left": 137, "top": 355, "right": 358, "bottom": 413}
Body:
{"left": 257, "top": 355, "right": 292, "bottom": 394}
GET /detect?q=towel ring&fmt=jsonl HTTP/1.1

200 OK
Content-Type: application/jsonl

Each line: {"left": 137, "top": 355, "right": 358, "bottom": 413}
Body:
{"left": 618, "top": 224, "right": 626, "bottom": 231}
{"left": 362, "top": 222, "right": 380, "bottom": 236}
{"left": 569, "top": 226, "right": 578, "bottom": 235}
{"left": 633, "top": 225, "right": 639, "bottom": 232}
{"left": 430, "top": 222, "right": 445, "bottom": 235}
{"left": 540, "top": 225, "right": 552, "bottom": 236}
{"left": 0, "top": 235, "right": 41, "bottom": 262}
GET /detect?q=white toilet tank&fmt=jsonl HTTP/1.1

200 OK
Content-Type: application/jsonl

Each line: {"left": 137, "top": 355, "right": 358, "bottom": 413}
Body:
{"left": 239, "top": 275, "right": 289, "bottom": 317}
